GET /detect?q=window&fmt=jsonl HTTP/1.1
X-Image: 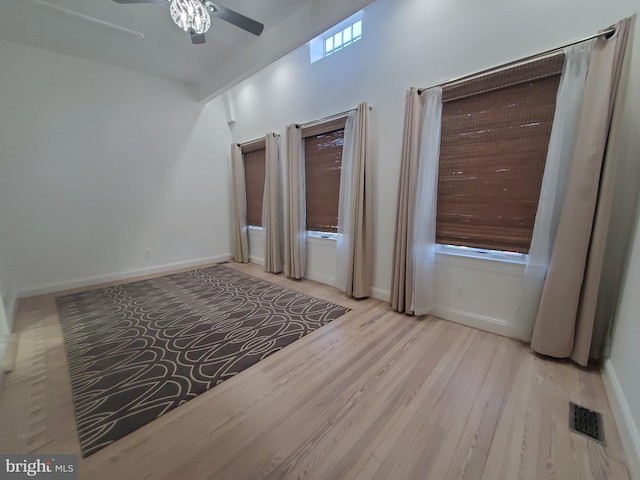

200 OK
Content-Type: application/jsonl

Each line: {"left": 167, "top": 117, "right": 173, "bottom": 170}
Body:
{"left": 325, "top": 19, "right": 362, "bottom": 56}
{"left": 242, "top": 140, "right": 266, "bottom": 227}
{"left": 309, "top": 11, "right": 363, "bottom": 63}
{"left": 436, "top": 55, "right": 564, "bottom": 254}
{"left": 302, "top": 117, "right": 347, "bottom": 233}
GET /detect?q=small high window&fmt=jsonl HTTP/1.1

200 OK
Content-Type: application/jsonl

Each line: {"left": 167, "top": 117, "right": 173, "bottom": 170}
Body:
{"left": 309, "top": 11, "right": 363, "bottom": 63}
{"left": 324, "top": 19, "right": 362, "bottom": 56}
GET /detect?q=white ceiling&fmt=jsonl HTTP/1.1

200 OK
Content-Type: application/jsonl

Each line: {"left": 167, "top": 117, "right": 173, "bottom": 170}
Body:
{"left": 0, "top": 0, "right": 374, "bottom": 101}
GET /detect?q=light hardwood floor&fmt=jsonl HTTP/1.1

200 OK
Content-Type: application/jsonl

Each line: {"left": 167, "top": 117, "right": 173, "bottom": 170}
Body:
{"left": 0, "top": 262, "right": 631, "bottom": 479}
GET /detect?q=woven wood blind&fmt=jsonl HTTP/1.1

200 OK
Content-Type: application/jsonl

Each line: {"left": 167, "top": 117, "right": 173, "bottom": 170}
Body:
{"left": 301, "top": 116, "right": 347, "bottom": 138}
{"left": 304, "top": 128, "right": 344, "bottom": 233}
{"left": 243, "top": 147, "right": 266, "bottom": 227}
{"left": 436, "top": 55, "right": 564, "bottom": 253}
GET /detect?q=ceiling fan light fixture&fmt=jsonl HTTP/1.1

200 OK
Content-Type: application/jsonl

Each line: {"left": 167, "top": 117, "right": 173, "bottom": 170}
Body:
{"left": 169, "top": 0, "right": 211, "bottom": 35}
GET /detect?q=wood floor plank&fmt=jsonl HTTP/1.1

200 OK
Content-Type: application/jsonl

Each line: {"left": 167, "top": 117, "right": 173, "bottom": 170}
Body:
{"left": 481, "top": 350, "right": 535, "bottom": 480}
{"left": 258, "top": 320, "right": 446, "bottom": 480}
{"left": 302, "top": 321, "right": 464, "bottom": 480}
{"left": 0, "top": 262, "right": 632, "bottom": 480}
{"left": 347, "top": 326, "right": 479, "bottom": 480}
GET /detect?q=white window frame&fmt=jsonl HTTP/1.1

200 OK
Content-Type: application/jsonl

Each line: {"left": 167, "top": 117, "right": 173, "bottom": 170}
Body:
{"left": 309, "top": 10, "right": 363, "bottom": 64}
{"left": 307, "top": 230, "right": 339, "bottom": 241}
{"left": 436, "top": 244, "right": 527, "bottom": 265}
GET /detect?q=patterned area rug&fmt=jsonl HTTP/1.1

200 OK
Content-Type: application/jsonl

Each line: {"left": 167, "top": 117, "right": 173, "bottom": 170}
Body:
{"left": 56, "top": 264, "right": 350, "bottom": 457}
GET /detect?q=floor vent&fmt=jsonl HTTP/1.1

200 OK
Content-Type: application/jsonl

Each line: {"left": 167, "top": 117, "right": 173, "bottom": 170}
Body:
{"left": 569, "top": 402, "right": 605, "bottom": 445}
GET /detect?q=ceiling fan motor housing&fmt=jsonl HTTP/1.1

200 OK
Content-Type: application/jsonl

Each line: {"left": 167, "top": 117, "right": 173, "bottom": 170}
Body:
{"left": 169, "top": 0, "right": 211, "bottom": 35}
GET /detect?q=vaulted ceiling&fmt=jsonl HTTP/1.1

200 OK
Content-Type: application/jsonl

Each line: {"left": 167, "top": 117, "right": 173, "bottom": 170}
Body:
{"left": 0, "top": 0, "right": 374, "bottom": 101}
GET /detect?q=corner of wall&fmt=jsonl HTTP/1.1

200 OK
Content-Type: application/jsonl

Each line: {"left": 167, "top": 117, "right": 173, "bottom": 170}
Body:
{"left": 602, "top": 359, "right": 640, "bottom": 480}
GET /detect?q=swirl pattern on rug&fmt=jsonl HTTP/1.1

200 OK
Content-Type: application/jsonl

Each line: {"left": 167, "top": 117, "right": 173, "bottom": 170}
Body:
{"left": 56, "top": 265, "right": 350, "bottom": 457}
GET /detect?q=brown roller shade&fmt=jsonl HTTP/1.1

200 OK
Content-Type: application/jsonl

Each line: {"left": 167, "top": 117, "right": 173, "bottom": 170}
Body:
{"left": 243, "top": 148, "right": 266, "bottom": 227}
{"left": 437, "top": 55, "right": 563, "bottom": 254}
{"left": 305, "top": 129, "right": 344, "bottom": 233}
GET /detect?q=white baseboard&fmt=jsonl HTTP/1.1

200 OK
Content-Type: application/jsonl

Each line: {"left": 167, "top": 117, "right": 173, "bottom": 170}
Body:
{"left": 602, "top": 359, "right": 640, "bottom": 480}
{"left": 249, "top": 256, "right": 265, "bottom": 267}
{"left": 370, "top": 287, "right": 390, "bottom": 303}
{"left": 304, "top": 271, "right": 335, "bottom": 287}
{"left": 431, "top": 307, "right": 529, "bottom": 342}
{"left": 303, "top": 275, "right": 390, "bottom": 303}
{"left": 16, "top": 255, "right": 231, "bottom": 299}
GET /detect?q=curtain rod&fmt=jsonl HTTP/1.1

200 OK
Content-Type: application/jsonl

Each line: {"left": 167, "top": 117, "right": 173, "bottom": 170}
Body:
{"left": 418, "top": 26, "right": 616, "bottom": 94}
{"left": 296, "top": 106, "right": 372, "bottom": 129}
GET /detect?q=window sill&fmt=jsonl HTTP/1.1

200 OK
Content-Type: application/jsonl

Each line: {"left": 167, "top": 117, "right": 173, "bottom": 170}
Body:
{"left": 247, "top": 225, "right": 263, "bottom": 231}
{"left": 436, "top": 246, "right": 526, "bottom": 276}
{"left": 306, "top": 231, "right": 338, "bottom": 246}
{"left": 437, "top": 245, "right": 526, "bottom": 265}
{"left": 307, "top": 231, "right": 338, "bottom": 240}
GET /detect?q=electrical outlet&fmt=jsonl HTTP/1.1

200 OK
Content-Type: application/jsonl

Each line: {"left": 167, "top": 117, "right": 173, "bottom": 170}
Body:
{"left": 144, "top": 249, "right": 151, "bottom": 258}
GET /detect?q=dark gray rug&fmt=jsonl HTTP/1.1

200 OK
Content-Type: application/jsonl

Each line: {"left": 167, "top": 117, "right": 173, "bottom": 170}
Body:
{"left": 56, "top": 264, "right": 350, "bottom": 457}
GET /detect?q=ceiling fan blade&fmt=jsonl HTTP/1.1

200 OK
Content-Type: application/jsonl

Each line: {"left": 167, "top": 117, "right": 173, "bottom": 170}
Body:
{"left": 191, "top": 33, "right": 206, "bottom": 44}
{"left": 112, "top": 0, "right": 166, "bottom": 4}
{"left": 206, "top": 2, "right": 264, "bottom": 36}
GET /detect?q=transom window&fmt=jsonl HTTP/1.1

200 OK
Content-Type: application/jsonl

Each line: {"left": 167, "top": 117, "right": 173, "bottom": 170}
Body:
{"left": 325, "top": 19, "right": 362, "bottom": 56}
{"left": 309, "top": 11, "right": 363, "bottom": 63}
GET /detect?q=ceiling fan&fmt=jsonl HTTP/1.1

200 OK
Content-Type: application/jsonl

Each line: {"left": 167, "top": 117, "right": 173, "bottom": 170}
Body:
{"left": 112, "top": 0, "right": 264, "bottom": 44}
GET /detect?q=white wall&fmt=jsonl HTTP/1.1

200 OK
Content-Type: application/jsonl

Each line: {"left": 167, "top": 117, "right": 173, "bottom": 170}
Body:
{"left": 605, "top": 201, "right": 640, "bottom": 479}
{"left": 247, "top": 229, "right": 266, "bottom": 266}
{"left": 226, "top": 0, "right": 640, "bottom": 341}
{"left": 0, "top": 38, "right": 232, "bottom": 328}
{"left": 196, "top": 0, "right": 375, "bottom": 101}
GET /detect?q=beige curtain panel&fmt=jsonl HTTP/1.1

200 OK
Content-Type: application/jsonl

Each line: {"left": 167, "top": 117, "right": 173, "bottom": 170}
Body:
{"left": 263, "top": 133, "right": 283, "bottom": 274}
{"left": 391, "top": 88, "right": 427, "bottom": 313}
{"left": 531, "top": 17, "right": 633, "bottom": 366}
{"left": 231, "top": 143, "right": 249, "bottom": 263}
{"left": 284, "top": 124, "right": 306, "bottom": 279}
{"left": 335, "top": 102, "right": 373, "bottom": 298}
